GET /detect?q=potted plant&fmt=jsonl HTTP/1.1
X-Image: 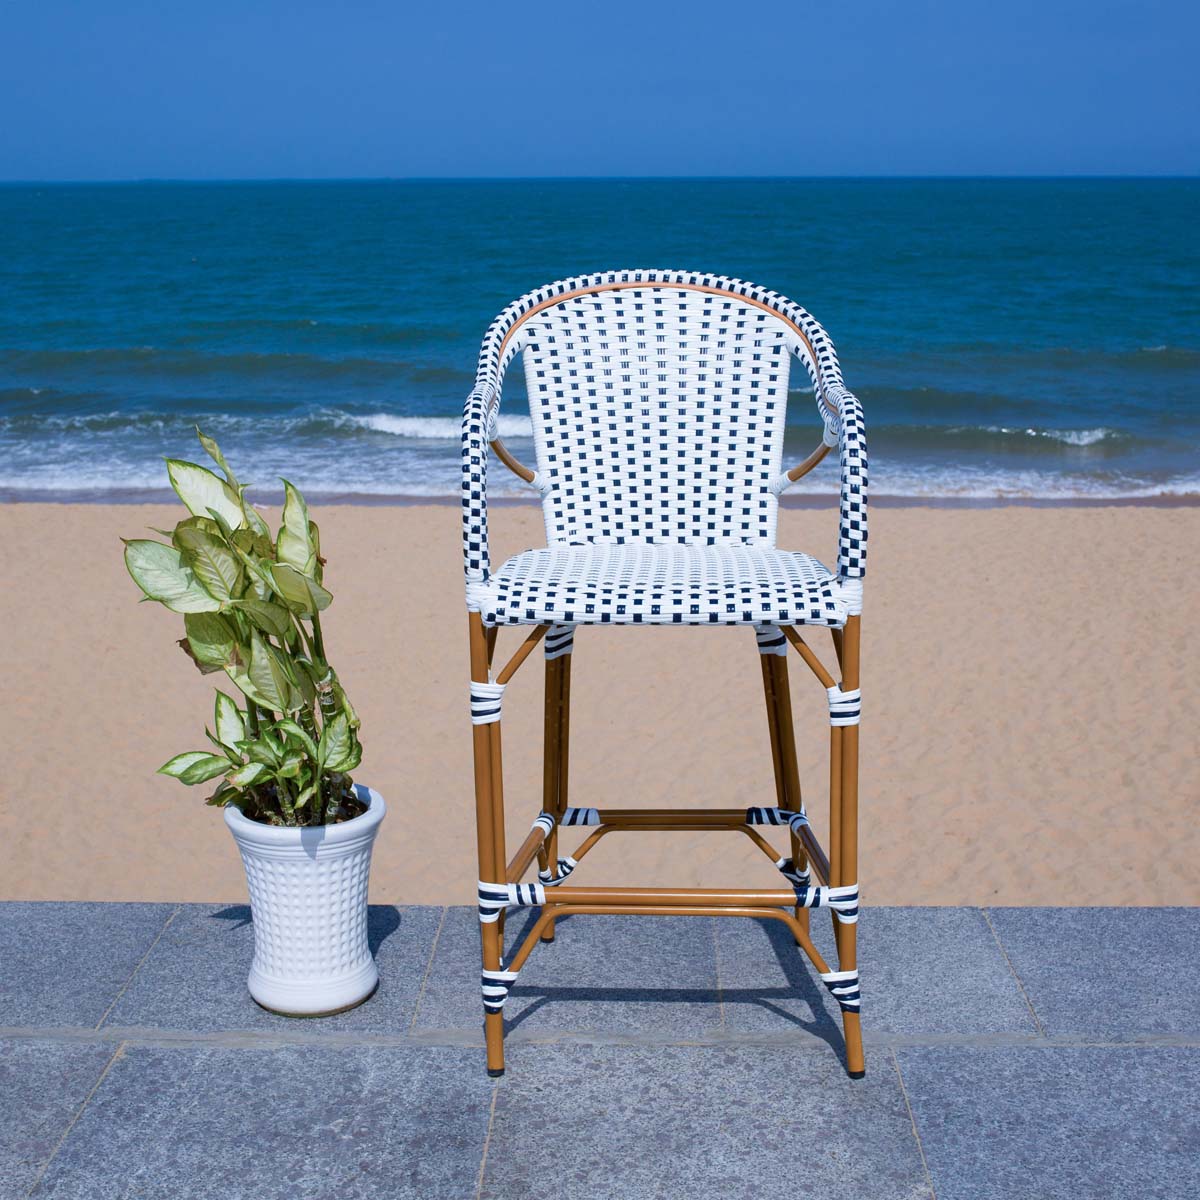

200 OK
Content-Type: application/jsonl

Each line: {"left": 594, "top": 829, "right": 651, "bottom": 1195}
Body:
{"left": 123, "top": 430, "right": 385, "bottom": 1016}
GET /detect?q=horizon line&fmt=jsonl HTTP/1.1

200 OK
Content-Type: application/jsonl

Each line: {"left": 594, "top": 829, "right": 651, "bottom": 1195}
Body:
{"left": 1, "top": 172, "right": 1198, "bottom": 186}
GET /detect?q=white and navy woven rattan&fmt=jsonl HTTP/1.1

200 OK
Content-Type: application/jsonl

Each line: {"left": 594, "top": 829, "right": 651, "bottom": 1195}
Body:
{"left": 462, "top": 270, "right": 868, "bottom": 1078}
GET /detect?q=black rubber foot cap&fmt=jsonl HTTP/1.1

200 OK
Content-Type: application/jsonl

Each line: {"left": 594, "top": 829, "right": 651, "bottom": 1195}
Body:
{"left": 540, "top": 934, "right": 556, "bottom": 943}
{"left": 487, "top": 1068, "right": 505, "bottom": 1078}
{"left": 848, "top": 1069, "right": 866, "bottom": 1080}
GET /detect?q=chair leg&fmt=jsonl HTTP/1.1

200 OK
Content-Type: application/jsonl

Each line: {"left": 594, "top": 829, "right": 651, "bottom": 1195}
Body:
{"left": 469, "top": 613, "right": 508, "bottom": 1077}
{"left": 759, "top": 647, "right": 810, "bottom": 939}
{"left": 540, "top": 653, "right": 568, "bottom": 942}
{"left": 834, "top": 614, "right": 865, "bottom": 1079}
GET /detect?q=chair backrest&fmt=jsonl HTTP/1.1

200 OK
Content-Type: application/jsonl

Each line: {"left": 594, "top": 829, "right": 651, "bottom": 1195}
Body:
{"left": 481, "top": 271, "right": 841, "bottom": 549}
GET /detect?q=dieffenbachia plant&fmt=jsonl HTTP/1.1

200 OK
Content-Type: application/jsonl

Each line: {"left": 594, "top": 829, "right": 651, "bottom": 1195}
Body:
{"left": 124, "top": 430, "right": 363, "bottom": 826}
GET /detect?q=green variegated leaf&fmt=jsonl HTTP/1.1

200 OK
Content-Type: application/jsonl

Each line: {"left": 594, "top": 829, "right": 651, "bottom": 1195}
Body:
{"left": 248, "top": 632, "right": 299, "bottom": 713}
{"left": 308, "top": 520, "right": 323, "bottom": 583}
{"left": 231, "top": 598, "right": 292, "bottom": 638}
{"left": 278, "top": 754, "right": 303, "bottom": 779}
{"left": 124, "top": 540, "right": 221, "bottom": 613}
{"left": 196, "top": 428, "right": 239, "bottom": 487}
{"left": 277, "top": 718, "right": 319, "bottom": 760}
{"left": 183, "top": 612, "right": 237, "bottom": 667}
{"left": 294, "top": 783, "right": 317, "bottom": 810}
{"left": 292, "top": 663, "right": 316, "bottom": 707}
{"left": 177, "top": 638, "right": 223, "bottom": 675}
{"left": 178, "top": 754, "right": 233, "bottom": 785}
{"left": 328, "top": 735, "right": 362, "bottom": 774}
{"left": 239, "top": 738, "right": 281, "bottom": 767}
{"left": 269, "top": 563, "right": 332, "bottom": 615}
{"left": 214, "top": 692, "right": 245, "bottom": 750}
{"left": 165, "top": 459, "right": 246, "bottom": 529}
{"left": 228, "top": 761, "right": 267, "bottom": 787}
{"left": 224, "top": 664, "right": 274, "bottom": 710}
{"left": 319, "top": 713, "right": 352, "bottom": 771}
{"left": 205, "top": 727, "right": 241, "bottom": 762}
{"left": 205, "top": 782, "right": 238, "bottom": 808}
{"left": 158, "top": 751, "right": 215, "bottom": 779}
{"left": 238, "top": 485, "right": 272, "bottom": 538}
{"left": 335, "top": 681, "right": 361, "bottom": 730}
{"left": 277, "top": 480, "right": 315, "bottom": 574}
{"left": 171, "top": 514, "right": 221, "bottom": 540}
{"left": 175, "top": 524, "right": 242, "bottom": 601}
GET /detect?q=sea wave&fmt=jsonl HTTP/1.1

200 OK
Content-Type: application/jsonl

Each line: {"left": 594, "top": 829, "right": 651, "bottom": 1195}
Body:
{"left": 975, "top": 426, "right": 1120, "bottom": 447}
{"left": 0, "top": 405, "right": 1158, "bottom": 449}
{"left": 4, "top": 476, "right": 1196, "bottom": 503}
{"left": 1, "top": 452, "right": 1196, "bottom": 503}
{"left": 347, "top": 413, "right": 534, "bottom": 439}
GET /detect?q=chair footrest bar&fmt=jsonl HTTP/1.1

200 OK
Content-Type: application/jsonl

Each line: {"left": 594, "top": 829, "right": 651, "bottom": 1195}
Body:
{"left": 537, "top": 885, "right": 800, "bottom": 907}
{"left": 591, "top": 808, "right": 749, "bottom": 825}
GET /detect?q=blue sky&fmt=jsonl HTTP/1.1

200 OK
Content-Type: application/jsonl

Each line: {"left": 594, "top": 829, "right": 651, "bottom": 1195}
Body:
{"left": 2, "top": 1, "right": 1196, "bottom": 180}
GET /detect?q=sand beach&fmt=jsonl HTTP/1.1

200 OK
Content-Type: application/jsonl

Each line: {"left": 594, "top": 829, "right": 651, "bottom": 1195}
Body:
{"left": 2, "top": 499, "right": 1195, "bottom": 907}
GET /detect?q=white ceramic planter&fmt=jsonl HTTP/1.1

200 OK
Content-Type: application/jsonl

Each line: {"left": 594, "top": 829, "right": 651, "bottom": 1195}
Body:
{"left": 224, "top": 784, "right": 386, "bottom": 1016}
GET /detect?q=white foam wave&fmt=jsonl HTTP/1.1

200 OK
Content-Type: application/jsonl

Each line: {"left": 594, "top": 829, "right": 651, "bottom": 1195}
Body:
{"left": 3, "top": 458, "right": 1197, "bottom": 502}
{"left": 348, "top": 413, "right": 533, "bottom": 439}
{"left": 980, "top": 426, "right": 1117, "bottom": 447}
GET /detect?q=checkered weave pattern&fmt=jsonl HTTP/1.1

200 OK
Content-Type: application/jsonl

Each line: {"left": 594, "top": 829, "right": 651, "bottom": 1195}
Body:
{"left": 462, "top": 270, "right": 868, "bottom": 626}
{"left": 478, "top": 543, "right": 846, "bottom": 627}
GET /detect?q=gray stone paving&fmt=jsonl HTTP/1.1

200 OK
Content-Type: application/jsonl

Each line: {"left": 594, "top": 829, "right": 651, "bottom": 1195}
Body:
{"left": 1, "top": 903, "right": 1197, "bottom": 1199}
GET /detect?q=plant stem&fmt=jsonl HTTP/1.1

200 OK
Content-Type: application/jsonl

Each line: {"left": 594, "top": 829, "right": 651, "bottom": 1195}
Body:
{"left": 310, "top": 611, "right": 327, "bottom": 663}
{"left": 277, "top": 778, "right": 297, "bottom": 826}
{"left": 323, "top": 774, "right": 342, "bottom": 824}
{"left": 291, "top": 613, "right": 317, "bottom": 660}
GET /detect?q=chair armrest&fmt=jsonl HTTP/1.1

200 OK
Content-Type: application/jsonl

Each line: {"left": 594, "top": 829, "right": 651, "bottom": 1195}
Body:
{"left": 826, "top": 383, "right": 868, "bottom": 588}
{"left": 462, "top": 383, "right": 497, "bottom": 608}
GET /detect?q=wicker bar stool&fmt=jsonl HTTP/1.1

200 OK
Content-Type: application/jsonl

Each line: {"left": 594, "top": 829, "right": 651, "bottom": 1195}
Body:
{"left": 462, "top": 270, "right": 867, "bottom": 1077}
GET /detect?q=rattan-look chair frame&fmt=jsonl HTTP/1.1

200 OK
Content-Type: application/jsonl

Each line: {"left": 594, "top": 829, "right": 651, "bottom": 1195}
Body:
{"left": 462, "top": 270, "right": 867, "bottom": 1078}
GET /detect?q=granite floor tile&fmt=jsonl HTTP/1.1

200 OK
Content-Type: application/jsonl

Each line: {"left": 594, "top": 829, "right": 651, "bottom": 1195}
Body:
{"left": 0, "top": 902, "right": 175, "bottom": 1028}
{"left": 102, "top": 903, "right": 444, "bottom": 1034}
{"left": 716, "top": 906, "right": 1038, "bottom": 1041}
{"left": 986, "top": 907, "right": 1200, "bottom": 1036}
{"left": 411, "top": 906, "right": 724, "bottom": 1038}
{"left": 484, "top": 1042, "right": 930, "bottom": 1200}
{"left": 0, "top": 1039, "right": 118, "bottom": 1200}
{"left": 31, "top": 1042, "right": 493, "bottom": 1199}
{"left": 897, "top": 1044, "right": 1200, "bottom": 1200}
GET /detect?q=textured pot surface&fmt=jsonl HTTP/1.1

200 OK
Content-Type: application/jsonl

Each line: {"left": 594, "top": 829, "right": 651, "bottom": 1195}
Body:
{"left": 224, "top": 785, "right": 385, "bottom": 1016}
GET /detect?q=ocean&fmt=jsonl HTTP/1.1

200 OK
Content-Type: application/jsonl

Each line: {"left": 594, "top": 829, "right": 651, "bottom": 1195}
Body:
{"left": 1, "top": 178, "right": 1197, "bottom": 503}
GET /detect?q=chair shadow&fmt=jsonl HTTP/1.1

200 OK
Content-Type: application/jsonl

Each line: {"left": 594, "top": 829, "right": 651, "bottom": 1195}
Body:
{"left": 500, "top": 913, "right": 846, "bottom": 1056}
{"left": 206, "top": 903, "right": 402, "bottom": 958}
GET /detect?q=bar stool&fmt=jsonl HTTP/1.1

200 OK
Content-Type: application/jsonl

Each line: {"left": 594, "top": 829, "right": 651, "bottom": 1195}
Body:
{"left": 462, "top": 270, "right": 867, "bottom": 1077}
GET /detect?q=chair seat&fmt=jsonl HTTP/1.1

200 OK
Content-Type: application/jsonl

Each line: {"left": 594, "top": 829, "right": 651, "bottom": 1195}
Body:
{"left": 476, "top": 543, "right": 848, "bottom": 628}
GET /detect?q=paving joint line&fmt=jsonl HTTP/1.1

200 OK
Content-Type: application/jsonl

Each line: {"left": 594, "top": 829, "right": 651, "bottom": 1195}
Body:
{"left": 408, "top": 905, "right": 448, "bottom": 1032}
{"left": 474, "top": 1081, "right": 500, "bottom": 1200}
{"left": 981, "top": 906, "right": 1047, "bottom": 1037}
{"left": 94, "top": 904, "right": 181, "bottom": 1031}
{"left": 4, "top": 1024, "right": 1197, "bottom": 1052}
{"left": 890, "top": 1046, "right": 938, "bottom": 1200}
{"left": 24, "top": 1039, "right": 127, "bottom": 1198}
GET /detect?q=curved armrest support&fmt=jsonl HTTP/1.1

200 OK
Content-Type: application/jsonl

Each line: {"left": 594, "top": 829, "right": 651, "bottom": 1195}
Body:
{"left": 770, "top": 441, "right": 832, "bottom": 495}
{"left": 490, "top": 437, "right": 536, "bottom": 484}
